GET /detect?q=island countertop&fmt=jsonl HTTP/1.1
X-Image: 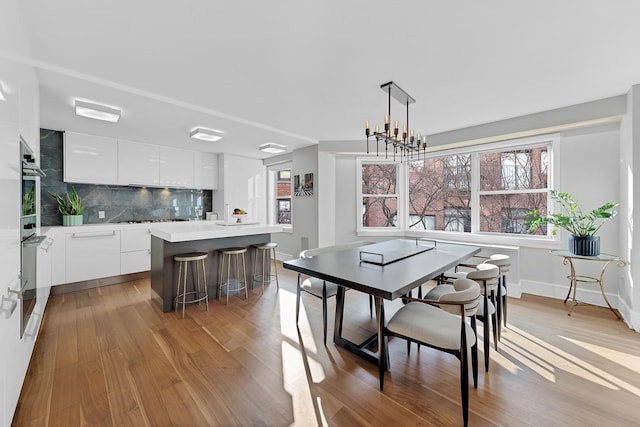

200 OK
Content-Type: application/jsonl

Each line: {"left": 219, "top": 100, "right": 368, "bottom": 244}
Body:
{"left": 149, "top": 222, "right": 283, "bottom": 243}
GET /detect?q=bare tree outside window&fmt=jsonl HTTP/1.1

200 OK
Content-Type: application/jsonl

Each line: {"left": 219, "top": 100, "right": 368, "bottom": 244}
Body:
{"left": 362, "top": 163, "right": 398, "bottom": 227}
{"left": 479, "top": 146, "right": 548, "bottom": 233}
{"left": 407, "top": 155, "right": 471, "bottom": 232}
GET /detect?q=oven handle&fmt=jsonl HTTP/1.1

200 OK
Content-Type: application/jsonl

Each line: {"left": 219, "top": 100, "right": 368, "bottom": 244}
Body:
{"left": 7, "top": 278, "right": 29, "bottom": 297}
{"left": 72, "top": 231, "right": 117, "bottom": 238}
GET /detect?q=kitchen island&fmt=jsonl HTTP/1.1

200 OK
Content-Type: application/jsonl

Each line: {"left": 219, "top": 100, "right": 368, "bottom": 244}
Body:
{"left": 150, "top": 222, "right": 282, "bottom": 312}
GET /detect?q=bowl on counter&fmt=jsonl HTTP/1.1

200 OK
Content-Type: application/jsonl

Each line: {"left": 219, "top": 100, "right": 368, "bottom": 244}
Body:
{"left": 231, "top": 213, "right": 248, "bottom": 223}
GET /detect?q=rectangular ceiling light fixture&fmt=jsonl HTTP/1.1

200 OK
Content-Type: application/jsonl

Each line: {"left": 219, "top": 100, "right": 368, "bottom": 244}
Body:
{"left": 75, "top": 100, "right": 121, "bottom": 122}
{"left": 190, "top": 127, "right": 223, "bottom": 142}
{"left": 259, "top": 143, "right": 287, "bottom": 154}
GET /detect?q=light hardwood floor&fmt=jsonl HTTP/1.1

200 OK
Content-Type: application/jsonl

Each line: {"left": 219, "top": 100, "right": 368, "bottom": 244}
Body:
{"left": 13, "top": 264, "right": 640, "bottom": 426}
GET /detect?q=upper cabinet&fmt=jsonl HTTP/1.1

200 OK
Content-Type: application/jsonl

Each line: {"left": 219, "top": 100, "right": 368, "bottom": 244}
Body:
{"left": 117, "top": 139, "right": 159, "bottom": 186}
{"left": 159, "top": 147, "right": 194, "bottom": 188}
{"left": 64, "top": 132, "right": 118, "bottom": 184}
{"left": 193, "top": 152, "right": 218, "bottom": 190}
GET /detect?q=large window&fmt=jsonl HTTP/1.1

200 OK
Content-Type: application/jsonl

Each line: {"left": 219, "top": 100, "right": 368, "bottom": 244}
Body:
{"left": 479, "top": 147, "right": 548, "bottom": 233}
{"left": 362, "top": 137, "right": 553, "bottom": 237}
{"left": 361, "top": 162, "right": 399, "bottom": 228}
{"left": 407, "top": 155, "right": 471, "bottom": 232}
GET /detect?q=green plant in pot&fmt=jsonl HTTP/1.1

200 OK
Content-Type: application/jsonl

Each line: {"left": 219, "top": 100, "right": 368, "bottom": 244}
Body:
{"left": 525, "top": 190, "right": 618, "bottom": 256}
{"left": 49, "top": 187, "right": 85, "bottom": 226}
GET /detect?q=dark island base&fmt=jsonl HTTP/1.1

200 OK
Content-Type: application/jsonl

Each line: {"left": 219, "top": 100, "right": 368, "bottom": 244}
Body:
{"left": 151, "top": 233, "right": 272, "bottom": 312}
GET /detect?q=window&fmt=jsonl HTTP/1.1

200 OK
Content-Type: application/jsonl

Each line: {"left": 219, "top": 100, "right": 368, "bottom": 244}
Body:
{"left": 362, "top": 136, "right": 554, "bottom": 238}
{"left": 479, "top": 146, "right": 549, "bottom": 234}
{"left": 407, "top": 155, "right": 471, "bottom": 232}
{"left": 360, "top": 162, "right": 399, "bottom": 228}
{"left": 268, "top": 165, "right": 292, "bottom": 226}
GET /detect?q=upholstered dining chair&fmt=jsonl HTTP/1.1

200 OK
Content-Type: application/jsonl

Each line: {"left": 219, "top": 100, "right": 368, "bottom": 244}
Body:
{"left": 380, "top": 278, "right": 480, "bottom": 427}
{"left": 295, "top": 241, "right": 374, "bottom": 344}
{"left": 429, "top": 263, "right": 499, "bottom": 372}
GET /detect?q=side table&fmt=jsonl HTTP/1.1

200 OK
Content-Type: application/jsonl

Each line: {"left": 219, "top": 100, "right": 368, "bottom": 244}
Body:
{"left": 550, "top": 250, "right": 626, "bottom": 319}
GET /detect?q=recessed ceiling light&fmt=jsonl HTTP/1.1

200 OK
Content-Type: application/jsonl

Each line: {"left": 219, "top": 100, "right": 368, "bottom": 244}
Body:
{"left": 75, "top": 100, "right": 121, "bottom": 122}
{"left": 259, "top": 143, "right": 287, "bottom": 154}
{"left": 190, "top": 127, "right": 224, "bottom": 142}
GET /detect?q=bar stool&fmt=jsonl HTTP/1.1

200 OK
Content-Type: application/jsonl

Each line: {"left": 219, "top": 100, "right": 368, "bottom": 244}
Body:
{"left": 218, "top": 247, "right": 249, "bottom": 304}
{"left": 174, "top": 252, "right": 209, "bottom": 319}
{"left": 253, "top": 242, "right": 279, "bottom": 294}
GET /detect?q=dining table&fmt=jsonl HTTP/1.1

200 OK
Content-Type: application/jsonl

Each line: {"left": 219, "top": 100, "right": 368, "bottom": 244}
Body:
{"left": 283, "top": 238, "right": 481, "bottom": 386}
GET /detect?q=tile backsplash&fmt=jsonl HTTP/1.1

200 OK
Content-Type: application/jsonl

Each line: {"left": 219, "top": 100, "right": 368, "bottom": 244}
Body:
{"left": 40, "top": 129, "right": 213, "bottom": 226}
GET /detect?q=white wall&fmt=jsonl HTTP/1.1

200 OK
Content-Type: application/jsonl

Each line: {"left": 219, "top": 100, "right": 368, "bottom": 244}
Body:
{"left": 215, "top": 154, "right": 266, "bottom": 224}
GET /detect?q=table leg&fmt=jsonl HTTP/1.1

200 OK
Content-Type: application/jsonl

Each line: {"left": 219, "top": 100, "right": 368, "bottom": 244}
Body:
{"left": 598, "top": 260, "right": 622, "bottom": 320}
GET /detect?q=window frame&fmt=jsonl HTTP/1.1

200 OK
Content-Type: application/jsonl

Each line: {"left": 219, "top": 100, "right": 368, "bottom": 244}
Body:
{"left": 357, "top": 134, "right": 560, "bottom": 247}
{"left": 267, "top": 162, "right": 293, "bottom": 231}
{"left": 356, "top": 158, "right": 403, "bottom": 234}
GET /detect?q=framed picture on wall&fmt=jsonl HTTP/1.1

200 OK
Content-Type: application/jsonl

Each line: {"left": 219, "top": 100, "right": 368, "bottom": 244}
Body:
{"left": 294, "top": 173, "right": 314, "bottom": 196}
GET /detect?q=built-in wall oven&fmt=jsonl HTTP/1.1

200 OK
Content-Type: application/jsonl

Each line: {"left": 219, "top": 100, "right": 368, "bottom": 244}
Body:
{"left": 16, "top": 137, "right": 46, "bottom": 338}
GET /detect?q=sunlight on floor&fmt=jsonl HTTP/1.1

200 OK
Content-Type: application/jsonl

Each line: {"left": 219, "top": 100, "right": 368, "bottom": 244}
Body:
{"left": 278, "top": 288, "right": 330, "bottom": 426}
{"left": 503, "top": 325, "right": 640, "bottom": 396}
{"left": 561, "top": 336, "right": 640, "bottom": 375}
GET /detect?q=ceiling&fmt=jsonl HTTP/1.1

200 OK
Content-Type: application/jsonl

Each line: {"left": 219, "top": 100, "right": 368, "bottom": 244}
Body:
{"left": 13, "top": 0, "right": 640, "bottom": 159}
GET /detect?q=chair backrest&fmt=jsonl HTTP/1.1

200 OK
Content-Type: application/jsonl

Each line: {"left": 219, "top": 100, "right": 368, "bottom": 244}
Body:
{"left": 300, "top": 241, "right": 374, "bottom": 259}
{"left": 465, "top": 263, "right": 499, "bottom": 292}
{"left": 439, "top": 278, "right": 481, "bottom": 316}
{"left": 486, "top": 254, "right": 511, "bottom": 274}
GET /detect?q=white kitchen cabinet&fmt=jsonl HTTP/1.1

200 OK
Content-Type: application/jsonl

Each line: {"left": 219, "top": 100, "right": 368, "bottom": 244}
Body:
{"left": 159, "top": 147, "right": 194, "bottom": 188}
{"left": 121, "top": 228, "right": 151, "bottom": 274}
{"left": 65, "top": 230, "right": 121, "bottom": 283}
{"left": 64, "top": 132, "right": 118, "bottom": 184}
{"left": 118, "top": 139, "right": 159, "bottom": 186}
{"left": 194, "top": 152, "right": 218, "bottom": 189}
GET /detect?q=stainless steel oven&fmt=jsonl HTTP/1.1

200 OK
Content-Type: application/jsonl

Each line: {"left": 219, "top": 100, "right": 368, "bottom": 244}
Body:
{"left": 16, "top": 137, "right": 46, "bottom": 337}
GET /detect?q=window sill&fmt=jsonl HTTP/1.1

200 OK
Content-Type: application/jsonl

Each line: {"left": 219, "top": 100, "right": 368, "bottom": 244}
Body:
{"left": 358, "top": 228, "right": 562, "bottom": 250}
{"left": 278, "top": 225, "right": 293, "bottom": 234}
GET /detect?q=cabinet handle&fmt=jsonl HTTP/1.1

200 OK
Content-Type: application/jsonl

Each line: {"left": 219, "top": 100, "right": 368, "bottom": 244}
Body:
{"left": 72, "top": 231, "right": 116, "bottom": 238}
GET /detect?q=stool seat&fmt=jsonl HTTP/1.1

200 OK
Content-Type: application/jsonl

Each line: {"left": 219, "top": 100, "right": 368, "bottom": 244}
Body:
{"left": 174, "top": 252, "right": 209, "bottom": 318}
{"left": 253, "top": 242, "right": 279, "bottom": 294}
{"left": 220, "top": 247, "right": 248, "bottom": 255}
{"left": 174, "top": 252, "right": 208, "bottom": 262}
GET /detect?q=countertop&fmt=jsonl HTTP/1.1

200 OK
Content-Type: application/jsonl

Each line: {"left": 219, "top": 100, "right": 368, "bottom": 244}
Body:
{"left": 148, "top": 222, "right": 283, "bottom": 243}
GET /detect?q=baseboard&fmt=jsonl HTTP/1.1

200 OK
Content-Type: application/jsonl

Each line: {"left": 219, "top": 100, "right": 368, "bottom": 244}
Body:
{"left": 51, "top": 271, "right": 150, "bottom": 295}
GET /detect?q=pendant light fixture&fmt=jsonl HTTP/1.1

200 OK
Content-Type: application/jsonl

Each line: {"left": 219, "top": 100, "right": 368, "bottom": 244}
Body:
{"left": 365, "top": 81, "right": 427, "bottom": 161}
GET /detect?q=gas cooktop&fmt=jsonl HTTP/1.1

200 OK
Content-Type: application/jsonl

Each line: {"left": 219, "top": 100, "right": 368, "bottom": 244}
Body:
{"left": 119, "top": 219, "right": 190, "bottom": 224}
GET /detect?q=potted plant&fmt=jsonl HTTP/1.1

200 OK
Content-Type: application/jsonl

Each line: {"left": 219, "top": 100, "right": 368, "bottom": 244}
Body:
{"left": 525, "top": 190, "right": 618, "bottom": 256}
{"left": 49, "top": 187, "right": 85, "bottom": 226}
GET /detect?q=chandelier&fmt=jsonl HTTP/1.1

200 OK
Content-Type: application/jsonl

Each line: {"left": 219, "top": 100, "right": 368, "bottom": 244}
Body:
{"left": 365, "top": 81, "right": 427, "bottom": 161}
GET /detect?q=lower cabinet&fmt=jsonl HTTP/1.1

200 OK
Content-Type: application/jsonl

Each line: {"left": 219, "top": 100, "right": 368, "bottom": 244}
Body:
{"left": 121, "top": 228, "right": 151, "bottom": 274}
{"left": 65, "top": 230, "right": 121, "bottom": 283}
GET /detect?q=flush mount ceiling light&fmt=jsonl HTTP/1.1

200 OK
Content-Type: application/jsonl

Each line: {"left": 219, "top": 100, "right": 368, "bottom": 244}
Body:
{"left": 259, "top": 143, "right": 287, "bottom": 154}
{"left": 75, "top": 100, "right": 121, "bottom": 122}
{"left": 190, "top": 127, "right": 224, "bottom": 142}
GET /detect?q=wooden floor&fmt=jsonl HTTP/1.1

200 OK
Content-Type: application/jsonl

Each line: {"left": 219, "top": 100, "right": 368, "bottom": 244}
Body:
{"left": 13, "top": 264, "right": 640, "bottom": 426}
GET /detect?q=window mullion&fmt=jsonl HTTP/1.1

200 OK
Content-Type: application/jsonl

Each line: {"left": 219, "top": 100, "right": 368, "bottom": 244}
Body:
{"left": 471, "top": 152, "right": 480, "bottom": 233}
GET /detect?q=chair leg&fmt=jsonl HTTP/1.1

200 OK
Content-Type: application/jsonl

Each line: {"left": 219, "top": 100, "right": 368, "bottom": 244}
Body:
{"left": 460, "top": 341, "right": 470, "bottom": 427}
{"left": 369, "top": 295, "right": 373, "bottom": 318}
{"left": 322, "top": 282, "right": 328, "bottom": 345}
{"left": 295, "top": 274, "right": 302, "bottom": 324}
{"left": 470, "top": 316, "right": 478, "bottom": 389}
{"left": 483, "top": 295, "right": 490, "bottom": 372}
{"left": 272, "top": 248, "right": 279, "bottom": 290}
{"left": 490, "top": 290, "right": 499, "bottom": 350}
{"left": 502, "top": 275, "right": 508, "bottom": 328}
{"left": 496, "top": 284, "right": 502, "bottom": 340}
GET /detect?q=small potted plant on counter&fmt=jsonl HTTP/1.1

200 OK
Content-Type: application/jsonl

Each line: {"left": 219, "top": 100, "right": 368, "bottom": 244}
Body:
{"left": 49, "top": 187, "right": 85, "bottom": 226}
{"left": 525, "top": 190, "right": 618, "bottom": 256}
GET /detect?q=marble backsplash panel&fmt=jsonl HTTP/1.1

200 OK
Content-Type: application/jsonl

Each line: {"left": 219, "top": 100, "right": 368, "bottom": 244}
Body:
{"left": 40, "top": 129, "right": 213, "bottom": 226}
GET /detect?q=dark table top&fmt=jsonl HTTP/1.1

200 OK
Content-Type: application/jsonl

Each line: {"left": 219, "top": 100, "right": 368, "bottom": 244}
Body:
{"left": 284, "top": 239, "right": 481, "bottom": 300}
